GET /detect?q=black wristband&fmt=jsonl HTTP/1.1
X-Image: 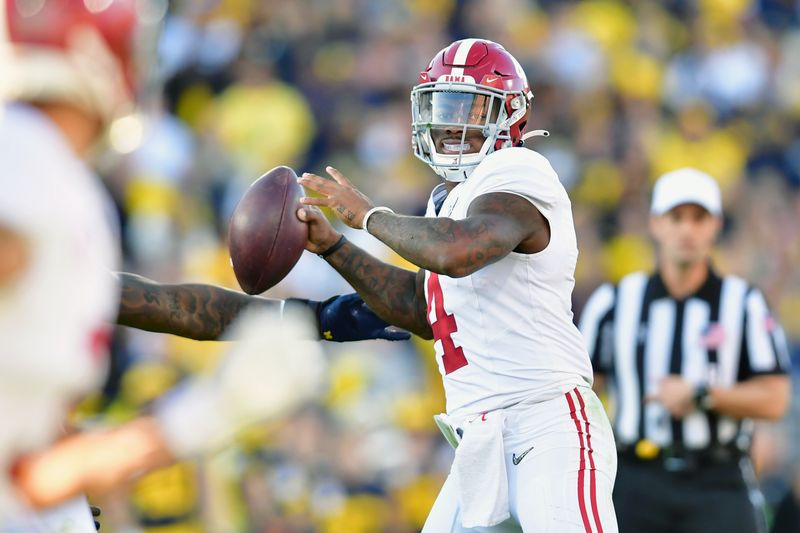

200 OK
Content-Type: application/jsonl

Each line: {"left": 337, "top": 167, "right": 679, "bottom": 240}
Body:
{"left": 318, "top": 235, "right": 347, "bottom": 258}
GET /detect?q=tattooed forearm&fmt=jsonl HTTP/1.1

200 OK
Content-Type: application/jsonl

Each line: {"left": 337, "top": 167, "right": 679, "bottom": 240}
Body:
{"left": 117, "top": 273, "right": 280, "bottom": 340}
{"left": 323, "top": 242, "right": 432, "bottom": 339}
{"left": 369, "top": 213, "right": 493, "bottom": 276}
{"left": 367, "top": 192, "right": 546, "bottom": 278}
{"left": 366, "top": 211, "right": 505, "bottom": 277}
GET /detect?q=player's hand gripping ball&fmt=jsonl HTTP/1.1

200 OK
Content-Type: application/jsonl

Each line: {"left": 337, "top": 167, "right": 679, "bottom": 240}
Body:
{"left": 228, "top": 166, "right": 307, "bottom": 294}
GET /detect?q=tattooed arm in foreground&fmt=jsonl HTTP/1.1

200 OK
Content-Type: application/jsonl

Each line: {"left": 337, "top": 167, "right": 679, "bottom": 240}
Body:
{"left": 117, "top": 273, "right": 410, "bottom": 342}
{"left": 117, "top": 272, "right": 279, "bottom": 340}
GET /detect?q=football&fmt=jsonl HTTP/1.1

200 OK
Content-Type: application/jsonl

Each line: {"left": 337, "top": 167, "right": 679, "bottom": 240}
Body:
{"left": 228, "top": 166, "right": 307, "bottom": 294}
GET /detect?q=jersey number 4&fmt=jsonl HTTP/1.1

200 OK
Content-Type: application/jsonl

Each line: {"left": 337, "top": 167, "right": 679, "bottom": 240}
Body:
{"left": 426, "top": 272, "right": 468, "bottom": 374}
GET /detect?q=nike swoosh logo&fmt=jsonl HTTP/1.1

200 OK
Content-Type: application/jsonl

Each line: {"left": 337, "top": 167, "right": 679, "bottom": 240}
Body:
{"left": 512, "top": 446, "right": 534, "bottom": 466}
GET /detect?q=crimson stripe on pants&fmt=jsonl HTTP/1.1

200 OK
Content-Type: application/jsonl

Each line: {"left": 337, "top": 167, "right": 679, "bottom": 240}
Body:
{"left": 565, "top": 390, "right": 592, "bottom": 532}
{"left": 575, "top": 387, "right": 604, "bottom": 533}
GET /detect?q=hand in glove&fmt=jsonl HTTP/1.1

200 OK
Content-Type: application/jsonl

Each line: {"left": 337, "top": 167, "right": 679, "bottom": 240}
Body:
{"left": 289, "top": 293, "right": 410, "bottom": 342}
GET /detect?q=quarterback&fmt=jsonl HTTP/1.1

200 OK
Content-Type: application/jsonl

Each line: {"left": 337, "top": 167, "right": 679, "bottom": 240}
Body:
{"left": 299, "top": 39, "right": 618, "bottom": 532}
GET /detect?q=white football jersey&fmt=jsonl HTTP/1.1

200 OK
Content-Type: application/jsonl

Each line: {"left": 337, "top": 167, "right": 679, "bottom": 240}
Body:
{"left": 0, "top": 104, "right": 119, "bottom": 517}
{"left": 423, "top": 147, "right": 592, "bottom": 417}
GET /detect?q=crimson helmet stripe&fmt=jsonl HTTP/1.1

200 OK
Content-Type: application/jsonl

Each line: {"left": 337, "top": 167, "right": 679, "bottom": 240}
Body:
{"left": 449, "top": 38, "right": 479, "bottom": 77}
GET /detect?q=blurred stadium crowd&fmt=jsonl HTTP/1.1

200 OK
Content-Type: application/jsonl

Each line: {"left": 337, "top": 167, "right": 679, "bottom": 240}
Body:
{"left": 87, "top": 0, "right": 800, "bottom": 530}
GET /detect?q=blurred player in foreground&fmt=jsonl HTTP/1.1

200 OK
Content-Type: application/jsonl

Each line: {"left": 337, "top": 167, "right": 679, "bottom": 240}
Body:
{"left": 0, "top": 1, "right": 330, "bottom": 530}
{"left": 579, "top": 169, "right": 790, "bottom": 533}
{"left": 298, "top": 38, "right": 618, "bottom": 532}
{"left": 0, "top": 0, "right": 134, "bottom": 527}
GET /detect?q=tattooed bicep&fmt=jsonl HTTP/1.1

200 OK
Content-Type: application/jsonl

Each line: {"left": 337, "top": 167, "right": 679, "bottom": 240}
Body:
{"left": 466, "top": 192, "right": 546, "bottom": 241}
{"left": 467, "top": 192, "right": 542, "bottom": 224}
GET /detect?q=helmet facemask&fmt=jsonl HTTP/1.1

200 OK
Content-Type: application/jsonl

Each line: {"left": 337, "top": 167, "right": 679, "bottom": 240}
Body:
{"left": 411, "top": 82, "right": 528, "bottom": 182}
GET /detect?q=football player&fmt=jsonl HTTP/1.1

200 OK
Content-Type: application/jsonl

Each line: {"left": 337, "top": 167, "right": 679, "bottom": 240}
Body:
{"left": 0, "top": 0, "right": 139, "bottom": 527}
{"left": 0, "top": 1, "right": 327, "bottom": 529}
{"left": 298, "top": 39, "right": 619, "bottom": 532}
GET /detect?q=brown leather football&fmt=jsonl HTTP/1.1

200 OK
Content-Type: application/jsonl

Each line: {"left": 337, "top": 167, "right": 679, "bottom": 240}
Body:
{"left": 228, "top": 166, "right": 307, "bottom": 294}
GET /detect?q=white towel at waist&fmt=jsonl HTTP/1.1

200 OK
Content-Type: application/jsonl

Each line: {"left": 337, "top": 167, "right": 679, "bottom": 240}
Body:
{"left": 453, "top": 410, "right": 509, "bottom": 528}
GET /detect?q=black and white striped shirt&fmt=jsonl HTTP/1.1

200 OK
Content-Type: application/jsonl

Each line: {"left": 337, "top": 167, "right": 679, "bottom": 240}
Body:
{"left": 579, "top": 267, "right": 790, "bottom": 451}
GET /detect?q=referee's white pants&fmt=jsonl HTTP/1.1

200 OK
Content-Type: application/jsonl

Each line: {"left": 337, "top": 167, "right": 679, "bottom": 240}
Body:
{"left": 423, "top": 386, "right": 618, "bottom": 533}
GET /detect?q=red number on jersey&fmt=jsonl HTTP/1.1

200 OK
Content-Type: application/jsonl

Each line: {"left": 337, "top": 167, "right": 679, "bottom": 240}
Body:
{"left": 426, "top": 272, "right": 468, "bottom": 374}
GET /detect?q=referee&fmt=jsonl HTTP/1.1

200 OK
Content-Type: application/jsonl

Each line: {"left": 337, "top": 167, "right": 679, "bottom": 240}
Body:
{"left": 579, "top": 168, "right": 791, "bottom": 533}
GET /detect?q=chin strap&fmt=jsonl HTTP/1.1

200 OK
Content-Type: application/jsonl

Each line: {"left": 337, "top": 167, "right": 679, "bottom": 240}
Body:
{"left": 521, "top": 129, "right": 550, "bottom": 142}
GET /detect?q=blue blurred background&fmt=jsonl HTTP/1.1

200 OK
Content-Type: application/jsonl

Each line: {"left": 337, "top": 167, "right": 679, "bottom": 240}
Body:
{"left": 91, "top": 0, "right": 800, "bottom": 530}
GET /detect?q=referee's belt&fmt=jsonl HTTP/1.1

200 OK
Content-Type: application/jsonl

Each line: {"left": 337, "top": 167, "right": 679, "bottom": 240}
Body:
{"left": 618, "top": 440, "right": 744, "bottom": 472}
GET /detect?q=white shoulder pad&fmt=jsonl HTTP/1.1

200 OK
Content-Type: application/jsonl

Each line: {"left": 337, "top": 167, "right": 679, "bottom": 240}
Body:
{"left": 463, "top": 148, "right": 565, "bottom": 213}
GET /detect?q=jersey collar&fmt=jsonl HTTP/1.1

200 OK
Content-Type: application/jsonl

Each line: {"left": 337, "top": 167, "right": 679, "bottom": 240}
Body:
{"left": 650, "top": 263, "right": 722, "bottom": 303}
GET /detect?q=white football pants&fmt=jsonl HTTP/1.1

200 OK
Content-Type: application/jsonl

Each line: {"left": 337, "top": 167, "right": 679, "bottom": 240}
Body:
{"left": 423, "top": 386, "right": 618, "bottom": 533}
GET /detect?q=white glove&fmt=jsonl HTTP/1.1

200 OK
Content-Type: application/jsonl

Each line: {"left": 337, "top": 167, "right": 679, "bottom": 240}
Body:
{"left": 155, "top": 306, "right": 326, "bottom": 458}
